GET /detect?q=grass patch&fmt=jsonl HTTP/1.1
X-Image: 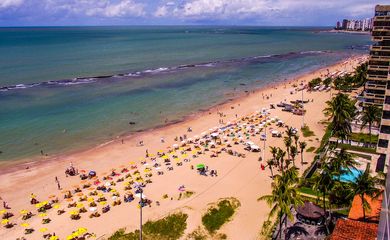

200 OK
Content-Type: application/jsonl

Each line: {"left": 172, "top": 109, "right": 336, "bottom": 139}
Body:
{"left": 186, "top": 227, "right": 208, "bottom": 240}
{"left": 306, "top": 146, "right": 316, "bottom": 152}
{"left": 339, "top": 144, "right": 377, "bottom": 154}
{"left": 315, "top": 124, "right": 332, "bottom": 154}
{"left": 350, "top": 133, "right": 378, "bottom": 144}
{"left": 299, "top": 187, "right": 321, "bottom": 197}
{"left": 301, "top": 125, "right": 315, "bottom": 137}
{"left": 202, "top": 198, "right": 240, "bottom": 234}
{"left": 108, "top": 212, "right": 188, "bottom": 240}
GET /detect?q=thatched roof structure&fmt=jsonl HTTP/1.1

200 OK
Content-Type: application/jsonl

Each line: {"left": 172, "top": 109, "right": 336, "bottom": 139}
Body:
{"left": 296, "top": 201, "right": 325, "bottom": 220}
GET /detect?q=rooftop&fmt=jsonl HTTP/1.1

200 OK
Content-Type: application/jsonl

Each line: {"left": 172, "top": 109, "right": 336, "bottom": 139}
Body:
{"left": 375, "top": 5, "right": 390, "bottom": 12}
{"left": 348, "top": 193, "right": 383, "bottom": 222}
{"left": 330, "top": 218, "right": 378, "bottom": 240}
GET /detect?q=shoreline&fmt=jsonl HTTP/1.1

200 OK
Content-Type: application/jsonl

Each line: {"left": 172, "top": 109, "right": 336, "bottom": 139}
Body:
{"left": 0, "top": 53, "right": 366, "bottom": 174}
{"left": 0, "top": 54, "right": 368, "bottom": 239}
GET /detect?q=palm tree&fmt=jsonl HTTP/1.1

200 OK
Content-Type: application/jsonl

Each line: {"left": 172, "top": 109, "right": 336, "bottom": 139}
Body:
{"left": 299, "top": 141, "right": 307, "bottom": 165}
{"left": 258, "top": 167, "right": 302, "bottom": 239}
{"left": 294, "top": 134, "right": 299, "bottom": 150}
{"left": 277, "top": 148, "right": 286, "bottom": 172}
{"left": 324, "top": 93, "right": 356, "bottom": 143}
{"left": 270, "top": 146, "right": 278, "bottom": 167}
{"left": 348, "top": 164, "right": 383, "bottom": 222}
{"left": 312, "top": 161, "right": 337, "bottom": 234}
{"left": 329, "top": 148, "right": 359, "bottom": 180}
{"left": 360, "top": 105, "right": 382, "bottom": 146}
{"left": 267, "top": 159, "right": 275, "bottom": 179}
{"left": 285, "top": 126, "right": 296, "bottom": 139}
{"left": 290, "top": 145, "right": 298, "bottom": 167}
{"left": 284, "top": 137, "right": 292, "bottom": 161}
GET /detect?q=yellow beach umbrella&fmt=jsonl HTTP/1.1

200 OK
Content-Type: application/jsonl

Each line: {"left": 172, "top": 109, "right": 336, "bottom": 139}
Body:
{"left": 20, "top": 209, "right": 29, "bottom": 215}
{"left": 162, "top": 155, "right": 168, "bottom": 159}
{"left": 49, "top": 236, "right": 59, "bottom": 240}
{"left": 53, "top": 204, "right": 61, "bottom": 209}
{"left": 77, "top": 227, "right": 88, "bottom": 234}
{"left": 38, "top": 213, "right": 47, "bottom": 218}
{"left": 20, "top": 222, "right": 30, "bottom": 227}
{"left": 76, "top": 203, "right": 84, "bottom": 208}
{"left": 99, "top": 201, "right": 107, "bottom": 205}
{"left": 182, "top": 154, "right": 188, "bottom": 157}
{"left": 87, "top": 197, "right": 94, "bottom": 202}
{"left": 69, "top": 210, "right": 79, "bottom": 215}
{"left": 39, "top": 227, "right": 48, "bottom": 232}
{"left": 1, "top": 219, "right": 9, "bottom": 225}
{"left": 0, "top": 209, "right": 6, "bottom": 214}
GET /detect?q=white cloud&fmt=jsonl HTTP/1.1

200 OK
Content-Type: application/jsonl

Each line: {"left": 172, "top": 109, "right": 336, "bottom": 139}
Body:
{"left": 44, "top": 0, "right": 145, "bottom": 18}
{"left": 0, "top": 0, "right": 24, "bottom": 9}
{"left": 155, "top": 0, "right": 384, "bottom": 21}
{"left": 86, "top": 0, "right": 145, "bottom": 17}
{"left": 154, "top": 6, "right": 168, "bottom": 17}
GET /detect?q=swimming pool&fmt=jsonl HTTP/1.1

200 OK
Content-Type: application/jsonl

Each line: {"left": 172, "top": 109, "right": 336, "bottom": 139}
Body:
{"left": 339, "top": 168, "right": 362, "bottom": 183}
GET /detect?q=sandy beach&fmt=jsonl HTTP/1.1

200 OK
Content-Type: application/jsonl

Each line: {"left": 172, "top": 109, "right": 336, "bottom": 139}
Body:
{"left": 0, "top": 54, "right": 367, "bottom": 240}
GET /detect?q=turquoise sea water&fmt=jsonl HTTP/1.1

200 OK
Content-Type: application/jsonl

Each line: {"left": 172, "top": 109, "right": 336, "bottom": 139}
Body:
{"left": 0, "top": 26, "right": 370, "bottom": 162}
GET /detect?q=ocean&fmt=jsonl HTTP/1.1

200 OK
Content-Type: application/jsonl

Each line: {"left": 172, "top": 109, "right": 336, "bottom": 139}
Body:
{"left": 0, "top": 26, "right": 370, "bottom": 162}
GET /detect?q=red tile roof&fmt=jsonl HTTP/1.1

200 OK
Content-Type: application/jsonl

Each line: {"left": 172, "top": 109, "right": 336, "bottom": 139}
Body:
{"left": 330, "top": 218, "right": 378, "bottom": 240}
{"left": 348, "top": 193, "right": 382, "bottom": 222}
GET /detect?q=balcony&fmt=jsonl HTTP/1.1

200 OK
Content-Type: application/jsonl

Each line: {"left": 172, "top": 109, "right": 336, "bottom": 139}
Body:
{"left": 367, "top": 74, "right": 389, "bottom": 81}
{"left": 374, "top": 16, "right": 390, "bottom": 21}
{"left": 373, "top": 26, "right": 390, "bottom": 31}
{"left": 373, "top": 36, "right": 390, "bottom": 41}
{"left": 371, "top": 45, "right": 390, "bottom": 51}
{"left": 366, "top": 83, "right": 387, "bottom": 90}
{"left": 368, "top": 65, "right": 390, "bottom": 71}
{"left": 369, "top": 55, "right": 390, "bottom": 62}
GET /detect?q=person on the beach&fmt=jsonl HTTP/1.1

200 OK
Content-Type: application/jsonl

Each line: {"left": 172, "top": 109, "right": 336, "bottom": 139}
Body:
{"left": 160, "top": 137, "right": 165, "bottom": 143}
{"left": 3, "top": 200, "right": 10, "bottom": 209}
{"left": 55, "top": 176, "right": 61, "bottom": 190}
{"left": 146, "top": 149, "right": 149, "bottom": 158}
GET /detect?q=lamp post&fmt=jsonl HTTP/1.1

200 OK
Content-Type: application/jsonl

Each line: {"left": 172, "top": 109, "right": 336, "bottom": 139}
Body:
{"left": 135, "top": 183, "right": 143, "bottom": 240}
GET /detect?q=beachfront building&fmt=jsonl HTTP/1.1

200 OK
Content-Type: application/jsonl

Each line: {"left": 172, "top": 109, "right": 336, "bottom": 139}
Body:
{"left": 370, "top": 5, "right": 390, "bottom": 240}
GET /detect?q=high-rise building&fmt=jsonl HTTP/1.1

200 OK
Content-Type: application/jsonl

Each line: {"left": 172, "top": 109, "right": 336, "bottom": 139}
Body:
{"left": 342, "top": 19, "right": 349, "bottom": 29}
{"left": 372, "top": 5, "right": 390, "bottom": 239}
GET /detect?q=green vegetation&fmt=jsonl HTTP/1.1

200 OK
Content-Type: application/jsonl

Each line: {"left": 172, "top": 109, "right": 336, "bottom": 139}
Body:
{"left": 108, "top": 212, "right": 188, "bottom": 240}
{"left": 258, "top": 167, "right": 303, "bottom": 240}
{"left": 308, "top": 77, "right": 322, "bottom": 89}
{"left": 301, "top": 125, "right": 315, "bottom": 137}
{"left": 306, "top": 146, "right": 316, "bottom": 152}
{"left": 333, "top": 62, "right": 367, "bottom": 91}
{"left": 350, "top": 133, "right": 378, "bottom": 144}
{"left": 202, "top": 198, "right": 240, "bottom": 234}
{"left": 186, "top": 227, "right": 207, "bottom": 240}
{"left": 299, "top": 186, "right": 321, "bottom": 197}
{"left": 338, "top": 144, "right": 377, "bottom": 154}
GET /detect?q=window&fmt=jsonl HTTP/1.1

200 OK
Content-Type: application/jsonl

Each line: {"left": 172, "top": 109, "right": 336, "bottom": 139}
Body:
{"left": 380, "top": 125, "right": 390, "bottom": 134}
{"left": 383, "top": 111, "right": 390, "bottom": 120}
{"left": 378, "top": 139, "right": 389, "bottom": 148}
{"left": 386, "top": 96, "right": 390, "bottom": 104}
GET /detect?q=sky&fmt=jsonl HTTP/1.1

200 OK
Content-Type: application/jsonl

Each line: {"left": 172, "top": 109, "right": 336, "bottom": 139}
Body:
{"left": 0, "top": 0, "right": 388, "bottom": 26}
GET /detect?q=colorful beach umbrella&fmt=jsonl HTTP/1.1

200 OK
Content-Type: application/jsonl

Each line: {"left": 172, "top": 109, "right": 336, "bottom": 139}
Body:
{"left": 196, "top": 164, "right": 205, "bottom": 169}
